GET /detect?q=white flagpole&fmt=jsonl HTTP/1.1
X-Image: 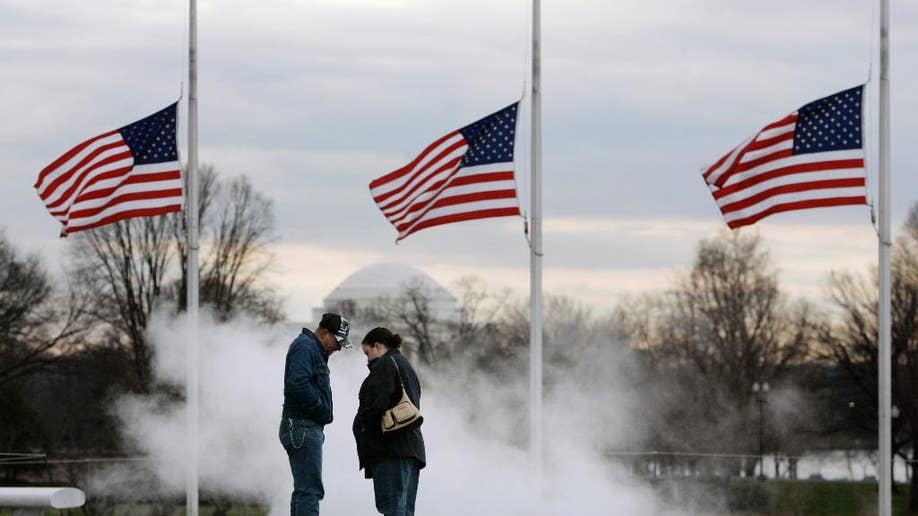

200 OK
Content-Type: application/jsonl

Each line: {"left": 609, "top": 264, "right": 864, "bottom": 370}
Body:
{"left": 186, "top": 0, "right": 200, "bottom": 514}
{"left": 877, "top": 0, "right": 891, "bottom": 513}
{"left": 529, "top": 0, "right": 544, "bottom": 485}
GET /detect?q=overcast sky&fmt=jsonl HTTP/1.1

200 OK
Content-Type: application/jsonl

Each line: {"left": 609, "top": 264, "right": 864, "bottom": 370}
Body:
{"left": 2, "top": 0, "right": 917, "bottom": 321}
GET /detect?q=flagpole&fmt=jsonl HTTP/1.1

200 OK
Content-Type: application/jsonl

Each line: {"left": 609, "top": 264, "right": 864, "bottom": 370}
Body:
{"left": 529, "top": 0, "right": 544, "bottom": 486}
{"left": 877, "top": 0, "right": 892, "bottom": 513}
{"left": 186, "top": 0, "right": 200, "bottom": 514}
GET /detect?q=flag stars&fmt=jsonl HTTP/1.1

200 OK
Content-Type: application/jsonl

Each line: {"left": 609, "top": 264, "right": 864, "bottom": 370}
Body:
{"left": 793, "top": 86, "right": 863, "bottom": 155}
{"left": 119, "top": 104, "right": 178, "bottom": 165}
{"left": 458, "top": 103, "right": 518, "bottom": 167}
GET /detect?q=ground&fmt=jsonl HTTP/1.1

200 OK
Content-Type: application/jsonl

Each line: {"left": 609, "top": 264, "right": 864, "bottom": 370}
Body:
{"left": 0, "top": 481, "right": 912, "bottom": 515}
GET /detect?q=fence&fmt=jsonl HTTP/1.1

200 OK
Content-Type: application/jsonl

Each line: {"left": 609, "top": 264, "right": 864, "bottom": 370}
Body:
{"left": 605, "top": 450, "right": 916, "bottom": 483}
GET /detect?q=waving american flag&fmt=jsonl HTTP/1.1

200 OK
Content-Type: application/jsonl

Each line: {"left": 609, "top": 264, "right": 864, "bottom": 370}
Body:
{"left": 703, "top": 85, "right": 868, "bottom": 229}
{"left": 34, "top": 103, "right": 183, "bottom": 236}
{"left": 370, "top": 103, "right": 521, "bottom": 241}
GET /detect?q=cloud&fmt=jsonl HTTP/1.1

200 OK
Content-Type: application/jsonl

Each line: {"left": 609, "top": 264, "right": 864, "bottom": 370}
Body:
{"left": 2, "top": 0, "right": 916, "bottom": 324}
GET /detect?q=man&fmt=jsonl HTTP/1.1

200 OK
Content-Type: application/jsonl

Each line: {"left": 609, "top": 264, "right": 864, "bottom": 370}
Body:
{"left": 280, "top": 312, "right": 350, "bottom": 516}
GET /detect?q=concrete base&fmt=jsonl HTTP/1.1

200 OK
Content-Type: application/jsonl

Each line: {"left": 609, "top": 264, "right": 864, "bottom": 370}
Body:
{"left": 0, "top": 486, "right": 85, "bottom": 510}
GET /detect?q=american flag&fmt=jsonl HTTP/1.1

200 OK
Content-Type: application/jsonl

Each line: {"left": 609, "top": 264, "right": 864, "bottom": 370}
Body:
{"left": 370, "top": 103, "right": 521, "bottom": 241}
{"left": 34, "top": 103, "right": 183, "bottom": 235}
{"left": 702, "top": 85, "right": 867, "bottom": 229}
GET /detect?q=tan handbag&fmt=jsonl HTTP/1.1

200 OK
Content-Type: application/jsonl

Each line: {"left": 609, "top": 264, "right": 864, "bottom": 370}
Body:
{"left": 381, "top": 356, "right": 424, "bottom": 434}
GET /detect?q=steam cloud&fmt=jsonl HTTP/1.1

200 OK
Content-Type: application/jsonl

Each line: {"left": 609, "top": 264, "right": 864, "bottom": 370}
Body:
{"left": 99, "top": 313, "right": 691, "bottom": 515}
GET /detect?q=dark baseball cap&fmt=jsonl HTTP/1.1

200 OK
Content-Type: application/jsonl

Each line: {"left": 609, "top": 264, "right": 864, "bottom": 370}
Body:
{"left": 320, "top": 313, "right": 351, "bottom": 349}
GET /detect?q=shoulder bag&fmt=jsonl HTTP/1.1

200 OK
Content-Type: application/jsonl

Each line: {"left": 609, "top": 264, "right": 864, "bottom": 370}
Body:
{"left": 381, "top": 356, "right": 424, "bottom": 434}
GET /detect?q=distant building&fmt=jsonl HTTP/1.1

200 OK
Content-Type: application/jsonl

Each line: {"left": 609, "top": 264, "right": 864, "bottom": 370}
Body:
{"left": 312, "top": 262, "right": 461, "bottom": 327}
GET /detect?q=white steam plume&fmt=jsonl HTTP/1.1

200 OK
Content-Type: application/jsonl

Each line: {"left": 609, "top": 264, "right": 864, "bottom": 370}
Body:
{"left": 100, "top": 313, "right": 691, "bottom": 515}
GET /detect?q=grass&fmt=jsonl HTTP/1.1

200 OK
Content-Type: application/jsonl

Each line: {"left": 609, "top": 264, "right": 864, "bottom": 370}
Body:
{"left": 0, "top": 481, "right": 913, "bottom": 515}
{"left": 764, "top": 480, "right": 911, "bottom": 515}
{"left": 0, "top": 507, "right": 266, "bottom": 516}
{"left": 650, "top": 477, "right": 914, "bottom": 514}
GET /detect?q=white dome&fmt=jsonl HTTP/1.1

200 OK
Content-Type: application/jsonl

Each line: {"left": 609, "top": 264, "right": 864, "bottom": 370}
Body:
{"left": 327, "top": 263, "right": 437, "bottom": 294}
{"left": 316, "top": 262, "right": 460, "bottom": 323}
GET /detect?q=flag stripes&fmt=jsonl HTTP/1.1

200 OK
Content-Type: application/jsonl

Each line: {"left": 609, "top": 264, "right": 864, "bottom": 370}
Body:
{"left": 370, "top": 103, "right": 521, "bottom": 241}
{"left": 370, "top": 131, "right": 466, "bottom": 199}
{"left": 34, "top": 104, "right": 182, "bottom": 235}
{"left": 702, "top": 86, "right": 867, "bottom": 229}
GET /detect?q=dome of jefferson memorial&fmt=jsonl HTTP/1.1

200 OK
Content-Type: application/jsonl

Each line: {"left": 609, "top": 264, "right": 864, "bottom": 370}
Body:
{"left": 311, "top": 262, "right": 461, "bottom": 325}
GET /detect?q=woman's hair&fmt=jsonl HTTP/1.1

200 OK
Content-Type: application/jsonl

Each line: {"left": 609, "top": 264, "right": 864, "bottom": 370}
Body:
{"left": 361, "top": 327, "right": 402, "bottom": 349}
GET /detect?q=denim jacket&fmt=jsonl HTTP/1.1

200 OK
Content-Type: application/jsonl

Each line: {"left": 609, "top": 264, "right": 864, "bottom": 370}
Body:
{"left": 282, "top": 329, "right": 333, "bottom": 424}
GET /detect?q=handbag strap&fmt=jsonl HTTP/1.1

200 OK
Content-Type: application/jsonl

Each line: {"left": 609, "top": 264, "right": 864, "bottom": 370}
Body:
{"left": 389, "top": 355, "right": 407, "bottom": 390}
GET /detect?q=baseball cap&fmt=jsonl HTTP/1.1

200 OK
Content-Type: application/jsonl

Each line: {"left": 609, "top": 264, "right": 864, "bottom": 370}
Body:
{"left": 320, "top": 313, "right": 351, "bottom": 349}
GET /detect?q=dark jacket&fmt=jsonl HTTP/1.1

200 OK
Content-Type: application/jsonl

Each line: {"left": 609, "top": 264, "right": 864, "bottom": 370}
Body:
{"left": 352, "top": 349, "right": 426, "bottom": 476}
{"left": 282, "top": 329, "right": 333, "bottom": 424}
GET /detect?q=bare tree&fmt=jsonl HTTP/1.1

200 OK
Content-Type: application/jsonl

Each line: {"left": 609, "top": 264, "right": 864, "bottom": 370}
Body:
{"left": 621, "top": 231, "right": 814, "bottom": 472}
{"left": 451, "top": 276, "right": 506, "bottom": 339}
{"left": 69, "top": 165, "right": 283, "bottom": 390}
{"left": 70, "top": 215, "right": 174, "bottom": 390}
{"left": 0, "top": 232, "right": 86, "bottom": 387}
{"left": 0, "top": 232, "right": 86, "bottom": 460}
{"left": 340, "top": 277, "right": 505, "bottom": 367}
{"left": 361, "top": 279, "right": 443, "bottom": 365}
{"left": 200, "top": 174, "right": 280, "bottom": 322}
{"left": 447, "top": 276, "right": 514, "bottom": 365}
{"left": 819, "top": 202, "right": 918, "bottom": 509}
{"left": 642, "top": 232, "right": 812, "bottom": 400}
{"left": 172, "top": 168, "right": 281, "bottom": 322}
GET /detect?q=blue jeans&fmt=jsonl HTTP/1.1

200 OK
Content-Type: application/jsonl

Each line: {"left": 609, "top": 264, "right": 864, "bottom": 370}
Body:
{"left": 279, "top": 418, "right": 325, "bottom": 516}
{"left": 370, "top": 458, "right": 421, "bottom": 516}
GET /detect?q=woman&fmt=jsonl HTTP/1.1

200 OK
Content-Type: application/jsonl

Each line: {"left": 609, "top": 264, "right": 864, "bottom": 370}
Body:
{"left": 353, "top": 327, "right": 426, "bottom": 516}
